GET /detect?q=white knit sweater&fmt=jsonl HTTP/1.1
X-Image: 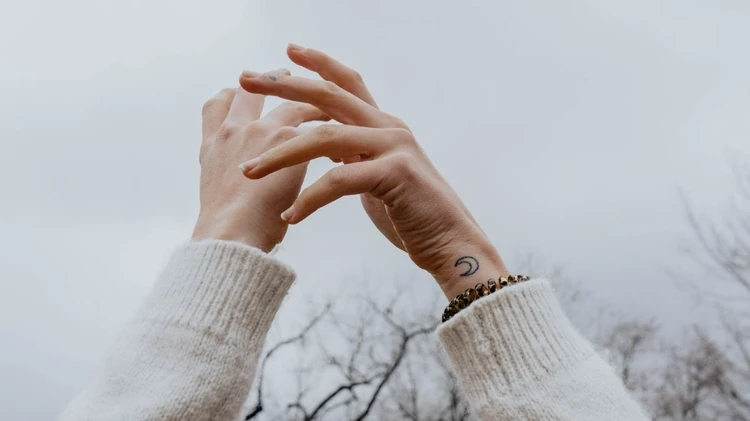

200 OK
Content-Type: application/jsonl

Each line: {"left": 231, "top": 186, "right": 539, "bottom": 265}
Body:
{"left": 58, "top": 240, "right": 649, "bottom": 420}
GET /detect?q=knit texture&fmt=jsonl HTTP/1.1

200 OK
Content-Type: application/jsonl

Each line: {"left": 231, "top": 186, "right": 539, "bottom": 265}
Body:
{"left": 438, "top": 279, "right": 650, "bottom": 420}
{"left": 59, "top": 242, "right": 649, "bottom": 421}
{"left": 59, "top": 240, "right": 296, "bottom": 421}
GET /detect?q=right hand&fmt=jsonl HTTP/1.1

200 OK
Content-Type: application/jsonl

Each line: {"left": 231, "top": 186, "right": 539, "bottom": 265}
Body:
{"left": 239, "top": 46, "right": 510, "bottom": 298}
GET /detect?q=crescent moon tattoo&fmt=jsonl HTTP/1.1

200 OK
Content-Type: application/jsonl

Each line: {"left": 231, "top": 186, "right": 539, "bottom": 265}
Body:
{"left": 455, "top": 256, "right": 479, "bottom": 276}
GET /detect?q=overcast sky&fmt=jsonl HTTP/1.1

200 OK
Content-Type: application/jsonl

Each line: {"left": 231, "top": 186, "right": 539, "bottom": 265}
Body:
{"left": 1, "top": 0, "right": 749, "bottom": 419}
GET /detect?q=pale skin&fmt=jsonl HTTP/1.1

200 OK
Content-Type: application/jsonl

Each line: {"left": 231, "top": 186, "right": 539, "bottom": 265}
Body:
{"left": 192, "top": 69, "right": 328, "bottom": 250}
{"left": 195, "top": 44, "right": 510, "bottom": 300}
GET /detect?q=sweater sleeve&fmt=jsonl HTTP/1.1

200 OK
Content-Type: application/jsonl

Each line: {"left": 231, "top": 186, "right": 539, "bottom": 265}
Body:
{"left": 59, "top": 240, "right": 295, "bottom": 421}
{"left": 437, "top": 279, "right": 651, "bottom": 421}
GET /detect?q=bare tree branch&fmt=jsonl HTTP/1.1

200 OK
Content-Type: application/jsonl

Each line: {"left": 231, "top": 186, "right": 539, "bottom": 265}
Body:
{"left": 245, "top": 305, "right": 331, "bottom": 420}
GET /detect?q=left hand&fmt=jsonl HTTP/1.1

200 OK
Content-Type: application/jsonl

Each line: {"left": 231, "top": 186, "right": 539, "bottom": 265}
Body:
{"left": 238, "top": 45, "right": 509, "bottom": 298}
{"left": 192, "top": 72, "right": 328, "bottom": 252}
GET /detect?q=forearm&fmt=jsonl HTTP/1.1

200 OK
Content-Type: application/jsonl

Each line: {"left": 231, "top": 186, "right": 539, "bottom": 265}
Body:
{"left": 59, "top": 240, "right": 294, "bottom": 421}
{"left": 438, "top": 279, "right": 650, "bottom": 421}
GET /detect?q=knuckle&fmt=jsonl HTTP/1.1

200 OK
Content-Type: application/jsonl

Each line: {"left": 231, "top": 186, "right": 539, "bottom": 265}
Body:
{"left": 388, "top": 116, "right": 410, "bottom": 130}
{"left": 348, "top": 70, "right": 364, "bottom": 85}
{"left": 290, "top": 101, "right": 309, "bottom": 113}
{"left": 201, "top": 99, "right": 220, "bottom": 116}
{"left": 274, "top": 126, "right": 297, "bottom": 142}
{"left": 388, "top": 152, "right": 416, "bottom": 176}
{"left": 271, "top": 126, "right": 298, "bottom": 143}
{"left": 390, "top": 127, "right": 415, "bottom": 144}
{"left": 244, "top": 121, "right": 269, "bottom": 139}
{"left": 215, "top": 122, "right": 241, "bottom": 142}
{"left": 325, "top": 166, "right": 348, "bottom": 187}
{"left": 314, "top": 124, "right": 338, "bottom": 141}
{"left": 201, "top": 88, "right": 233, "bottom": 115}
{"left": 337, "top": 70, "right": 365, "bottom": 93}
{"left": 322, "top": 80, "right": 341, "bottom": 95}
{"left": 285, "top": 102, "right": 314, "bottom": 118}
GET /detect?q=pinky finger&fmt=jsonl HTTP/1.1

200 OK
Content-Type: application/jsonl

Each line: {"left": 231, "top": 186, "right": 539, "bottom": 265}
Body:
{"left": 281, "top": 160, "right": 388, "bottom": 224}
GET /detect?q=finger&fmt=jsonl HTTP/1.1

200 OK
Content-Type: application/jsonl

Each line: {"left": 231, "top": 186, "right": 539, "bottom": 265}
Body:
{"left": 361, "top": 193, "right": 405, "bottom": 250}
{"left": 224, "top": 88, "right": 264, "bottom": 125}
{"left": 225, "top": 69, "right": 287, "bottom": 124}
{"left": 240, "top": 72, "right": 391, "bottom": 128}
{"left": 281, "top": 160, "right": 389, "bottom": 224}
{"left": 202, "top": 88, "right": 236, "bottom": 139}
{"left": 239, "top": 125, "right": 403, "bottom": 178}
{"left": 262, "top": 101, "right": 329, "bottom": 128}
{"left": 287, "top": 44, "right": 378, "bottom": 108}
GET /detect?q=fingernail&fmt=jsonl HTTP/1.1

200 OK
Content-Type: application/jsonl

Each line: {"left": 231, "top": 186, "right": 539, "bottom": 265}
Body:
{"left": 239, "top": 157, "right": 261, "bottom": 174}
{"left": 241, "top": 70, "right": 258, "bottom": 79}
{"left": 269, "top": 68, "right": 291, "bottom": 76}
{"left": 281, "top": 205, "right": 295, "bottom": 222}
{"left": 288, "top": 43, "right": 305, "bottom": 51}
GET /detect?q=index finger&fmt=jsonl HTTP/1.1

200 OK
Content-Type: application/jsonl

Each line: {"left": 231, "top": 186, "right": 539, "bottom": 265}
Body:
{"left": 239, "top": 71, "right": 392, "bottom": 128}
{"left": 224, "top": 70, "right": 288, "bottom": 124}
{"left": 286, "top": 44, "right": 378, "bottom": 108}
{"left": 224, "top": 88, "right": 265, "bottom": 125}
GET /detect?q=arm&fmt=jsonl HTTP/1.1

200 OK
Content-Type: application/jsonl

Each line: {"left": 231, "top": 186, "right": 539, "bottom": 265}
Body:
{"left": 438, "top": 279, "right": 650, "bottom": 420}
{"left": 60, "top": 241, "right": 294, "bottom": 421}
{"left": 60, "top": 82, "right": 327, "bottom": 420}
{"left": 242, "top": 44, "right": 650, "bottom": 420}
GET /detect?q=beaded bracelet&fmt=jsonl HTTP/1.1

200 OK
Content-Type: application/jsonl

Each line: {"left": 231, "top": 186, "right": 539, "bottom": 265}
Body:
{"left": 442, "top": 275, "right": 531, "bottom": 322}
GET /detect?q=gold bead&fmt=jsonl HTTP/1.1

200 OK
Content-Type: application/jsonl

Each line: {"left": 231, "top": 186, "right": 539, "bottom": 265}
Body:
{"left": 476, "top": 283, "right": 490, "bottom": 297}
{"left": 455, "top": 294, "right": 467, "bottom": 309}
{"left": 487, "top": 279, "right": 497, "bottom": 292}
{"left": 465, "top": 288, "right": 479, "bottom": 302}
{"left": 442, "top": 310, "right": 451, "bottom": 322}
{"left": 443, "top": 275, "right": 533, "bottom": 323}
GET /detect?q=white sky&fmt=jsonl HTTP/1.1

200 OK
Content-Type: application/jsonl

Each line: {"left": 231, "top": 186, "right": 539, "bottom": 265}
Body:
{"left": 1, "top": 0, "right": 749, "bottom": 419}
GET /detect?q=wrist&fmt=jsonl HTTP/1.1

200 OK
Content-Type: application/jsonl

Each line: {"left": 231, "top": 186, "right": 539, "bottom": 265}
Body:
{"left": 192, "top": 210, "right": 282, "bottom": 253}
{"left": 432, "top": 241, "right": 510, "bottom": 300}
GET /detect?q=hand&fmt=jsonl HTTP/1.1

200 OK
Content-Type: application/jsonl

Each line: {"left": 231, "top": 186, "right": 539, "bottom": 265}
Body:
{"left": 238, "top": 46, "right": 510, "bottom": 298}
{"left": 193, "top": 73, "right": 327, "bottom": 252}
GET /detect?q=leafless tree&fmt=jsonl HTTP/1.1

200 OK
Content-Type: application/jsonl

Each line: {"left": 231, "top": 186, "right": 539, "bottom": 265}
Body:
{"left": 682, "top": 157, "right": 750, "bottom": 297}
{"left": 655, "top": 156, "right": 750, "bottom": 421}
{"left": 651, "top": 328, "right": 744, "bottom": 421}
{"left": 243, "top": 284, "right": 463, "bottom": 421}
{"left": 603, "top": 320, "right": 658, "bottom": 394}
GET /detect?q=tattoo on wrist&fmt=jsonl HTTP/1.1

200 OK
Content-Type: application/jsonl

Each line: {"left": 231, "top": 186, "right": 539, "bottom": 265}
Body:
{"left": 267, "top": 74, "right": 277, "bottom": 81}
{"left": 454, "top": 256, "right": 479, "bottom": 276}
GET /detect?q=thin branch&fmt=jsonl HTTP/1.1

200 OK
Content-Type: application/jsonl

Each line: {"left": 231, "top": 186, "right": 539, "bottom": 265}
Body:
{"left": 305, "top": 376, "right": 379, "bottom": 421}
{"left": 353, "top": 325, "right": 436, "bottom": 421}
{"left": 245, "top": 305, "right": 331, "bottom": 420}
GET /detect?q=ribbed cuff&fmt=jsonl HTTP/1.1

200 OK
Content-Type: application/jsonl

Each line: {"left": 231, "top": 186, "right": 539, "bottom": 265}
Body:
{"left": 437, "top": 279, "right": 595, "bottom": 395}
{"left": 136, "top": 240, "right": 296, "bottom": 344}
